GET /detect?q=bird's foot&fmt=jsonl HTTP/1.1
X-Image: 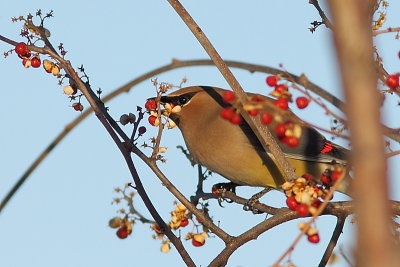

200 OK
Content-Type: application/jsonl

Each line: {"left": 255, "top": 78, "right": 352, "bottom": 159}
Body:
{"left": 243, "top": 187, "right": 273, "bottom": 214}
{"left": 211, "top": 182, "right": 238, "bottom": 206}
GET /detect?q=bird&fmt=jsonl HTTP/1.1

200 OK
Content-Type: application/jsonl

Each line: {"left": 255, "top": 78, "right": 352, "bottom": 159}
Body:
{"left": 156, "top": 85, "right": 351, "bottom": 195}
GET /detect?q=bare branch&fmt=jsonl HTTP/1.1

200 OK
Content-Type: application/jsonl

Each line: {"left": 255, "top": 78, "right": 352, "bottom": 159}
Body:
{"left": 318, "top": 216, "right": 346, "bottom": 267}
{"left": 328, "top": 1, "right": 400, "bottom": 266}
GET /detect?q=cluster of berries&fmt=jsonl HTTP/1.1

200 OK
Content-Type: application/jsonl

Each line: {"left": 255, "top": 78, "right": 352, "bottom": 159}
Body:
{"left": 219, "top": 76, "right": 311, "bottom": 148}
{"left": 14, "top": 42, "right": 85, "bottom": 113}
{"left": 145, "top": 99, "right": 178, "bottom": 129}
{"left": 282, "top": 169, "right": 343, "bottom": 244}
{"left": 150, "top": 203, "right": 208, "bottom": 253}
{"left": 266, "top": 75, "right": 310, "bottom": 110}
{"left": 14, "top": 42, "right": 41, "bottom": 68}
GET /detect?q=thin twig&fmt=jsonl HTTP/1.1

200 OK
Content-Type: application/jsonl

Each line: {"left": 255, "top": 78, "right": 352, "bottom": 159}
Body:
{"left": 318, "top": 216, "right": 346, "bottom": 267}
{"left": 373, "top": 26, "right": 400, "bottom": 36}
{"left": 309, "top": 0, "right": 334, "bottom": 29}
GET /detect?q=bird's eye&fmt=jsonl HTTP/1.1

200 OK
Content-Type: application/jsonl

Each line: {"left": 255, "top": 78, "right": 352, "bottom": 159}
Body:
{"left": 178, "top": 96, "right": 189, "bottom": 105}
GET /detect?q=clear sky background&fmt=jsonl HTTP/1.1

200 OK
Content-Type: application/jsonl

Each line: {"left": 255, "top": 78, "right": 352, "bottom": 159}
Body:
{"left": 1, "top": 1, "right": 400, "bottom": 267}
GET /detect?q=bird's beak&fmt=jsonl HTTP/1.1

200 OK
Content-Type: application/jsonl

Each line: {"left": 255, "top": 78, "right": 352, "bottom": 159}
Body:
{"left": 147, "top": 96, "right": 168, "bottom": 104}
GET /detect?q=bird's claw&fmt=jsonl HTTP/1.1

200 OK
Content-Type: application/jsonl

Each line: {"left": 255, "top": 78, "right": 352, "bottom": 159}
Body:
{"left": 243, "top": 187, "right": 273, "bottom": 214}
{"left": 212, "top": 182, "right": 238, "bottom": 207}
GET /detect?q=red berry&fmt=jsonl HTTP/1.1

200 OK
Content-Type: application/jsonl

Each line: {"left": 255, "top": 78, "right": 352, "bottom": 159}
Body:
{"left": 116, "top": 226, "right": 129, "bottom": 239}
{"left": 282, "top": 136, "right": 299, "bottom": 147}
{"left": 311, "top": 199, "right": 322, "bottom": 209}
{"left": 286, "top": 196, "right": 299, "bottom": 211}
{"left": 148, "top": 115, "right": 159, "bottom": 126}
{"left": 296, "top": 204, "right": 309, "bottom": 217}
{"left": 138, "top": 126, "right": 147, "bottom": 135}
{"left": 15, "top": 42, "right": 28, "bottom": 56}
{"left": 274, "top": 84, "right": 288, "bottom": 94}
{"left": 386, "top": 74, "right": 399, "bottom": 89}
{"left": 180, "top": 219, "right": 189, "bottom": 227}
{"left": 274, "top": 98, "right": 289, "bottom": 110}
{"left": 296, "top": 97, "right": 309, "bottom": 109}
{"left": 145, "top": 99, "right": 157, "bottom": 110}
{"left": 266, "top": 75, "right": 278, "bottom": 87}
{"left": 302, "top": 173, "right": 314, "bottom": 180}
{"left": 220, "top": 107, "right": 234, "bottom": 120}
{"left": 211, "top": 186, "right": 221, "bottom": 195}
{"left": 307, "top": 233, "right": 320, "bottom": 244}
{"left": 331, "top": 171, "right": 342, "bottom": 182}
{"left": 247, "top": 108, "right": 259, "bottom": 116}
{"left": 30, "top": 56, "right": 41, "bottom": 68}
{"left": 251, "top": 95, "right": 265, "bottom": 102}
{"left": 230, "top": 113, "right": 243, "bottom": 124}
{"left": 192, "top": 238, "right": 205, "bottom": 247}
{"left": 195, "top": 217, "right": 201, "bottom": 223}
{"left": 260, "top": 112, "right": 273, "bottom": 124}
{"left": 72, "top": 103, "right": 84, "bottom": 111}
{"left": 320, "top": 174, "right": 331, "bottom": 184}
{"left": 223, "top": 91, "right": 235, "bottom": 102}
{"left": 275, "top": 123, "right": 287, "bottom": 136}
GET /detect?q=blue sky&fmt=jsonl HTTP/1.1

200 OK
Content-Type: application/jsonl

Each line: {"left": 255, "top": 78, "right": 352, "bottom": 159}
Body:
{"left": 1, "top": 1, "right": 400, "bottom": 267}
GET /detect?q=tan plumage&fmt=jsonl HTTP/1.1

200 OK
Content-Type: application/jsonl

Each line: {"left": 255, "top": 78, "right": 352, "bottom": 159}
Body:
{"left": 160, "top": 86, "right": 350, "bottom": 193}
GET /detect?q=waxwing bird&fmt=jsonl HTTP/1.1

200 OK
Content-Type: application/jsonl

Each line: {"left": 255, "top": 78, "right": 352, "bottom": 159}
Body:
{"left": 158, "top": 86, "right": 350, "bottom": 194}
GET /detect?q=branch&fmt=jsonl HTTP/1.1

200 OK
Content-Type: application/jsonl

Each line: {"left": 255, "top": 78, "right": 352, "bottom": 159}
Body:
{"left": 166, "top": 0, "right": 298, "bottom": 183}
{"left": 373, "top": 26, "right": 400, "bottom": 36}
{"left": 309, "top": 0, "right": 334, "bottom": 29}
{"left": 328, "top": 1, "right": 399, "bottom": 267}
{"left": 318, "top": 216, "right": 346, "bottom": 267}
{"left": 209, "top": 209, "right": 299, "bottom": 267}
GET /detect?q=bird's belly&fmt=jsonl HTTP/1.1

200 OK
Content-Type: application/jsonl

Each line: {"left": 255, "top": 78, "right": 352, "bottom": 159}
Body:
{"left": 189, "top": 141, "right": 282, "bottom": 188}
